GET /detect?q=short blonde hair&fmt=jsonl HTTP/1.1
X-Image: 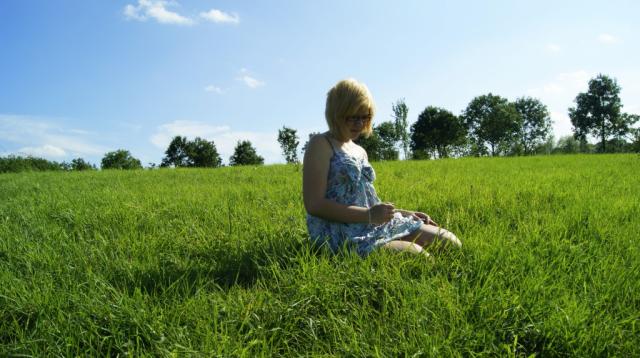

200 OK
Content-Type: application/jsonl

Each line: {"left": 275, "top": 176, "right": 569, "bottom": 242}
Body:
{"left": 325, "top": 78, "right": 376, "bottom": 141}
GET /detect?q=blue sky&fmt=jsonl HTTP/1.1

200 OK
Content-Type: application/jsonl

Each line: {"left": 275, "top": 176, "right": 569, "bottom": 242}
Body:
{"left": 1, "top": 0, "right": 639, "bottom": 165}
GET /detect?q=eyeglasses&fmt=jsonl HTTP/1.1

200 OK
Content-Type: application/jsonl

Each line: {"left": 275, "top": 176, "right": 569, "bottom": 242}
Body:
{"left": 345, "top": 115, "right": 372, "bottom": 125}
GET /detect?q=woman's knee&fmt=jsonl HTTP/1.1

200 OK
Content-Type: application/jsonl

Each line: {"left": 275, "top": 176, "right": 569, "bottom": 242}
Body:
{"left": 438, "top": 228, "right": 462, "bottom": 248}
{"left": 419, "top": 225, "right": 462, "bottom": 249}
{"left": 382, "top": 240, "right": 424, "bottom": 254}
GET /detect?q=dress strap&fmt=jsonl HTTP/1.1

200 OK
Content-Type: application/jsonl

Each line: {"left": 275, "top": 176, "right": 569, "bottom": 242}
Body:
{"left": 324, "top": 133, "right": 337, "bottom": 154}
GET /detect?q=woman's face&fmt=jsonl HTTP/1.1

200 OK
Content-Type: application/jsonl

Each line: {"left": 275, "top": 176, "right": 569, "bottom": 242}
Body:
{"left": 344, "top": 112, "right": 372, "bottom": 140}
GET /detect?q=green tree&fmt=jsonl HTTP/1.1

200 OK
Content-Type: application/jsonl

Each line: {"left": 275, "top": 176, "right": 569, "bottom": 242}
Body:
{"left": 463, "top": 93, "right": 521, "bottom": 156}
{"left": 70, "top": 158, "right": 95, "bottom": 171}
{"left": 514, "top": 97, "right": 552, "bottom": 155}
{"left": 189, "top": 137, "right": 222, "bottom": 167}
{"left": 161, "top": 136, "right": 191, "bottom": 167}
{"left": 0, "top": 155, "right": 64, "bottom": 173}
{"left": 392, "top": 99, "right": 410, "bottom": 159}
{"left": 630, "top": 128, "right": 640, "bottom": 153}
{"left": 375, "top": 121, "right": 400, "bottom": 160}
{"left": 277, "top": 126, "right": 300, "bottom": 163}
{"left": 536, "top": 135, "right": 555, "bottom": 155}
{"left": 355, "top": 122, "right": 399, "bottom": 161}
{"left": 355, "top": 131, "right": 383, "bottom": 161}
{"left": 229, "top": 140, "right": 264, "bottom": 166}
{"left": 410, "top": 106, "right": 466, "bottom": 159}
{"left": 161, "top": 136, "right": 222, "bottom": 168}
{"left": 569, "top": 74, "right": 638, "bottom": 152}
{"left": 101, "top": 150, "right": 142, "bottom": 170}
{"left": 553, "top": 135, "right": 581, "bottom": 154}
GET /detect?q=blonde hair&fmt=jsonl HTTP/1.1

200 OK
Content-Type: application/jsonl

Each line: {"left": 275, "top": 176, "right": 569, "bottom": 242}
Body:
{"left": 325, "top": 78, "right": 376, "bottom": 141}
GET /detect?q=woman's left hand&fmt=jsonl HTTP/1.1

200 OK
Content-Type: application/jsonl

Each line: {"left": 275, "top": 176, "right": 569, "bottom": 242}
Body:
{"left": 412, "top": 211, "right": 438, "bottom": 226}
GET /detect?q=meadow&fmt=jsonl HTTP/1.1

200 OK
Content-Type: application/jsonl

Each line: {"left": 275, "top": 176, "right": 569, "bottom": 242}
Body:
{"left": 1, "top": 154, "right": 639, "bottom": 356}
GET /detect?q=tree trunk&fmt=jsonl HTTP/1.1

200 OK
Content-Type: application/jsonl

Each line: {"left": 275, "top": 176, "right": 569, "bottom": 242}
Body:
{"left": 602, "top": 118, "right": 606, "bottom": 152}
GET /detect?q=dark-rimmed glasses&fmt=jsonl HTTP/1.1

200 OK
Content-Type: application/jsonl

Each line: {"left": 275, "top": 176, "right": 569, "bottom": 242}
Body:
{"left": 346, "top": 115, "right": 372, "bottom": 125}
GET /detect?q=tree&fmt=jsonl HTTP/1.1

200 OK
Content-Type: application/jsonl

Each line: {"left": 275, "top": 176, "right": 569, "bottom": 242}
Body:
{"left": 410, "top": 106, "right": 466, "bottom": 159}
{"left": 392, "top": 99, "right": 410, "bottom": 159}
{"left": 514, "top": 97, "right": 552, "bottom": 155}
{"left": 70, "top": 158, "right": 95, "bottom": 171}
{"left": 0, "top": 155, "right": 63, "bottom": 173}
{"left": 355, "top": 122, "right": 399, "bottom": 161}
{"left": 630, "top": 128, "right": 640, "bottom": 153}
{"left": 277, "top": 126, "right": 300, "bottom": 163}
{"left": 161, "top": 136, "right": 222, "bottom": 168}
{"left": 101, "top": 150, "right": 142, "bottom": 170}
{"left": 355, "top": 131, "right": 383, "bottom": 161}
{"left": 189, "top": 137, "right": 222, "bottom": 167}
{"left": 229, "top": 140, "right": 264, "bottom": 166}
{"left": 568, "top": 74, "right": 638, "bottom": 152}
{"left": 161, "top": 136, "right": 191, "bottom": 167}
{"left": 375, "top": 121, "right": 400, "bottom": 160}
{"left": 553, "top": 135, "right": 580, "bottom": 154}
{"left": 463, "top": 93, "right": 521, "bottom": 156}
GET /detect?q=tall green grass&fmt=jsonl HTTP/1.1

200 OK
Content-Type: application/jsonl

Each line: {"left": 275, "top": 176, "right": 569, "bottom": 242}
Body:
{"left": 1, "top": 154, "right": 639, "bottom": 356}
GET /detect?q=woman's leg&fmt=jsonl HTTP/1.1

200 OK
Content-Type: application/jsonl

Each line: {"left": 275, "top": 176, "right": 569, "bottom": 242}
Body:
{"left": 399, "top": 224, "right": 462, "bottom": 250}
{"left": 382, "top": 240, "right": 431, "bottom": 258}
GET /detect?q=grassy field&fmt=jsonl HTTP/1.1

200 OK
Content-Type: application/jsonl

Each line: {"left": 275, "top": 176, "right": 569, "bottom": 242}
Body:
{"left": 1, "top": 154, "right": 639, "bottom": 356}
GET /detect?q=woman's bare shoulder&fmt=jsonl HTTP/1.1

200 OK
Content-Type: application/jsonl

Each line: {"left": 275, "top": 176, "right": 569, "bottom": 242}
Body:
{"left": 305, "top": 132, "right": 333, "bottom": 161}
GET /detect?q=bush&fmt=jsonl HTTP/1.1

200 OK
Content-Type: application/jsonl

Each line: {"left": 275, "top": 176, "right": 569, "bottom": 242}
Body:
{"left": 0, "top": 155, "right": 64, "bottom": 173}
{"left": 101, "top": 150, "right": 143, "bottom": 170}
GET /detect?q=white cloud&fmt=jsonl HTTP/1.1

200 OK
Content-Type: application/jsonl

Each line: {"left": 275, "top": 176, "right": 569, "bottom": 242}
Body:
{"left": 546, "top": 43, "right": 561, "bottom": 53}
{"left": 597, "top": 33, "right": 621, "bottom": 44}
{"left": 525, "top": 70, "right": 594, "bottom": 138}
{"left": 236, "top": 68, "right": 265, "bottom": 88}
{"left": 0, "top": 114, "right": 108, "bottom": 159}
{"left": 238, "top": 75, "right": 265, "bottom": 89}
{"left": 200, "top": 9, "right": 240, "bottom": 24}
{"left": 527, "top": 70, "right": 591, "bottom": 97}
{"left": 549, "top": 111, "right": 574, "bottom": 139}
{"left": 204, "top": 85, "right": 224, "bottom": 94}
{"left": 123, "top": 0, "right": 195, "bottom": 26}
{"left": 150, "top": 120, "right": 282, "bottom": 164}
{"left": 17, "top": 145, "right": 66, "bottom": 158}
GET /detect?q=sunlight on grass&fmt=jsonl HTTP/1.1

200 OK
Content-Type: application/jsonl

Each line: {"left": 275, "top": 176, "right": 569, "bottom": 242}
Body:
{"left": 1, "top": 154, "right": 639, "bottom": 355}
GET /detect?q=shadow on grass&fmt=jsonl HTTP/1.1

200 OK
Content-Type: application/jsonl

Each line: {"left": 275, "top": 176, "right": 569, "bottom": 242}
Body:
{"left": 105, "top": 233, "right": 325, "bottom": 298}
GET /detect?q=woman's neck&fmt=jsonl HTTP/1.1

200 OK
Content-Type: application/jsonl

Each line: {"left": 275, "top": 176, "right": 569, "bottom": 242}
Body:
{"left": 326, "top": 131, "right": 351, "bottom": 145}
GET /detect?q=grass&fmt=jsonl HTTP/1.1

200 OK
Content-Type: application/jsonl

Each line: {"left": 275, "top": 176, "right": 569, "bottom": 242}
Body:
{"left": 1, "top": 154, "right": 639, "bottom": 356}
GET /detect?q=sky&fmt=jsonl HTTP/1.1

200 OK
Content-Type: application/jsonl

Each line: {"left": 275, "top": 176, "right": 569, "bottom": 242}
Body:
{"left": 1, "top": 0, "right": 639, "bottom": 165}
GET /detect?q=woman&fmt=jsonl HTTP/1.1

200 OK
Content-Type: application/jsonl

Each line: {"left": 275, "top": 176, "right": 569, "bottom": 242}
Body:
{"left": 303, "top": 78, "right": 461, "bottom": 257}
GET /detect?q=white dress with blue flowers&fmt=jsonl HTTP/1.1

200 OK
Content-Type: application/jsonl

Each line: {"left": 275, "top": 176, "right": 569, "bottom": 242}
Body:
{"left": 306, "top": 136, "right": 423, "bottom": 256}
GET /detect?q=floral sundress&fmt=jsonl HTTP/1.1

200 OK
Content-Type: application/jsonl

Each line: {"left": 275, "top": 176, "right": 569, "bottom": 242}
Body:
{"left": 306, "top": 136, "right": 423, "bottom": 256}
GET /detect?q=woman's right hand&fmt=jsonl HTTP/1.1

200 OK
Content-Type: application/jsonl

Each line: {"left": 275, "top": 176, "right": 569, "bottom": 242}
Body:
{"left": 368, "top": 203, "right": 395, "bottom": 225}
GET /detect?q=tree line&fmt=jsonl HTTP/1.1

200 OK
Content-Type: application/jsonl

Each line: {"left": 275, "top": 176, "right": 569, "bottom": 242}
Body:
{"left": 2, "top": 74, "right": 638, "bottom": 174}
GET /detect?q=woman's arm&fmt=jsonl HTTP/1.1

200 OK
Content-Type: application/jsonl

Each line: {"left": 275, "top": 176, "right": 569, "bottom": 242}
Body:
{"left": 303, "top": 135, "right": 368, "bottom": 223}
{"left": 303, "top": 135, "right": 393, "bottom": 224}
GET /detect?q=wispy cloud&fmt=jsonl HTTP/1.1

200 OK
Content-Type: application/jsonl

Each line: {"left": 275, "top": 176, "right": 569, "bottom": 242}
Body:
{"left": 236, "top": 69, "right": 265, "bottom": 89}
{"left": 150, "top": 120, "right": 281, "bottom": 164}
{"left": 200, "top": 9, "right": 240, "bottom": 24}
{"left": 527, "top": 70, "right": 591, "bottom": 97}
{"left": 17, "top": 145, "right": 67, "bottom": 158}
{"left": 204, "top": 85, "right": 224, "bottom": 94}
{"left": 0, "top": 114, "right": 108, "bottom": 159}
{"left": 526, "top": 70, "right": 593, "bottom": 137}
{"left": 597, "top": 33, "right": 621, "bottom": 44}
{"left": 124, "top": 0, "right": 195, "bottom": 26}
